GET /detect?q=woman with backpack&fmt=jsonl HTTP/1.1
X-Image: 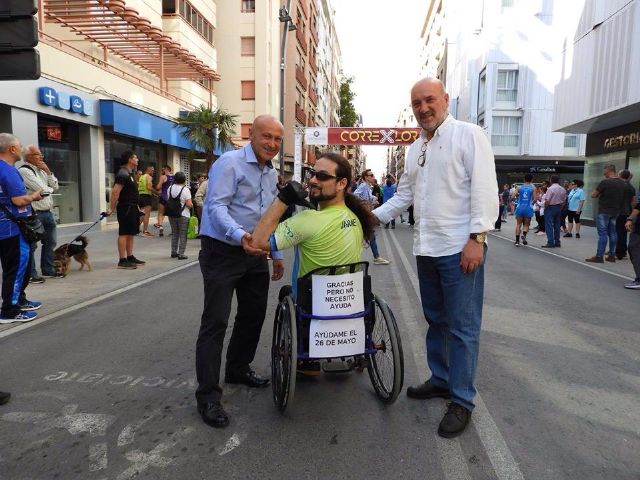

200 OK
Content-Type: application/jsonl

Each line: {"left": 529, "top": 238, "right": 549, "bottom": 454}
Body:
{"left": 165, "top": 171, "right": 193, "bottom": 259}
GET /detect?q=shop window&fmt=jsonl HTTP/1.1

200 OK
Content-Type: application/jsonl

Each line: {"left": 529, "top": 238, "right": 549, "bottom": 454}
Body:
{"left": 497, "top": 69, "right": 518, "bottom": 102}
{"left": 241, "top": 0, "right": 255, "bottom": 13}
{"left": 241, "top": 81, "right": 255, "bottom": 100}
{"left": 491, "top": 116, "right": 521, "bottom": 147}
{"left": 241, "top": 37, "right": 255, "bottom": 56}
{"left": 240, "top": 123, "right": 252, "bottom": 139}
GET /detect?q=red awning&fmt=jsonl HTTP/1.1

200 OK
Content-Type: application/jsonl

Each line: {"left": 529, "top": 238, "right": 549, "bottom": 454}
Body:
{"left": 43, "top": 0, "right": 220, "bottom": 81}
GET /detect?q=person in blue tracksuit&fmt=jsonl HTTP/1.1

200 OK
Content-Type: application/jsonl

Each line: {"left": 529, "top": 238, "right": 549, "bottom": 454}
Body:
{"left": 0, "top": 133, "right": 44, "bottom": 324}
{"left": 513, "top": 173, "right": 536, "bottom": 246}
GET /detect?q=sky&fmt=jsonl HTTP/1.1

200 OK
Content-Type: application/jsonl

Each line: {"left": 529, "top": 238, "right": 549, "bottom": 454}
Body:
{"left": 332, "top": 0, "right": 427, "bottom": 177}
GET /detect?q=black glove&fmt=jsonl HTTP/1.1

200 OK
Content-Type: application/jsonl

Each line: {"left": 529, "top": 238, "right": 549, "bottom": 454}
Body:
{"left": 277, "top": 181, "right": 316, "bottom": 210}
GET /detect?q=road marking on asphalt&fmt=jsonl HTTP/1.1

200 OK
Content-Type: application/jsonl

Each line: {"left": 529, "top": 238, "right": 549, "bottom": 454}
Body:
{"left": 89, "top": 442, "right": 108, "bottom": 471}
{"left": 382, "top": 229, "right": 525, "bottom": 480}
{"left": 217, "top": 433, "right": 243, "bottom": 456}
{"left": 117, "top": 409, "right": 162, "bottom": 447}
{"left": 117, "top": 426, "right": 193, "bottom": 480}
{"left": 379, "top": 231, "right": 472, "bottom": 480}
{"left": 489, "top": 233, "right": 634, "bottom": 280}
{"left": 43, "top": 371, "right": 196, "bottom": 391}
{"left": 0, "top": 261, "right": 199, "bottom": 340}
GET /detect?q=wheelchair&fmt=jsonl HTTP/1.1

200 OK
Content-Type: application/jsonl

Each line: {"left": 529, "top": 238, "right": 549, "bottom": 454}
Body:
{"left": 271, "top": 262, "right": 404, "bottom": 411}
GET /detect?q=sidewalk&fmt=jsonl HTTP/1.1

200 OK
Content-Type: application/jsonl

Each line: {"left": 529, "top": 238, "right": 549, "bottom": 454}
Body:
{"left": 492, "top": 217, "right": 636, "bottom": 280}
{"left": 0, "top": 218, "right": 200, "bottom": 334}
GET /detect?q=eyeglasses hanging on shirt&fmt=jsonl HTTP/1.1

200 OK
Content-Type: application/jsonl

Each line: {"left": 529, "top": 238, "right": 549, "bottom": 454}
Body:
{"left": 418, "top": 139, "right": 429, "bottom": 167}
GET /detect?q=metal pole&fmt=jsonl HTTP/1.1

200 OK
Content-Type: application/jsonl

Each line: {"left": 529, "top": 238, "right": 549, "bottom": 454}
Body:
{"left": 279, "top": 0, "right": 293, "bottom": 177}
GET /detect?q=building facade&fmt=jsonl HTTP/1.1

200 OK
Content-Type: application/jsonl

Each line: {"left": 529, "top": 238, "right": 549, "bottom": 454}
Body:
{"left": 553, "top": 0, "right": 640, "bottom": 221}
{"left": 0, "top": 0, "right": 219, "bottom": 228}
{"left": 214, "top": 0, "right": 280, "bottom": 145}
{"left": 416, "top": 0, "right": 586, "bottom": 187}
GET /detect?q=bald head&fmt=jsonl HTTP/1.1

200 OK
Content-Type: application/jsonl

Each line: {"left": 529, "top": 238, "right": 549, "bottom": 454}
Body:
{"left": 249, "top": 115, "right": 284, "bottom": 165}
{"left": 411, "top": 77, "right": 449, "bottom": 135}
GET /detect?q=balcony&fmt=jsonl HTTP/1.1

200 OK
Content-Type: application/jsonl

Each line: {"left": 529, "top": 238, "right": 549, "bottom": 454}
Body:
{"left": 295, "top": 65, "right": 308, "bottom": 90}
{"left": 299, "top": 0, "right": 310, "bottom": 19}
{"left": 309, "top": 54, "right": 317, "bottom": 75}
{"left": 308, "top": 86, "right": 317, "bottom": 106}
{"left": 296, "top": 27, "right": 307, "bottom": 54}
{"left": 295, "top": 102, "right": 307, "bottom": 125}
{"left": 310, "top": 26, "right": 319, "bottom": 45}
{"left": 307, "top": 113, "right": 314, "bottom": 127}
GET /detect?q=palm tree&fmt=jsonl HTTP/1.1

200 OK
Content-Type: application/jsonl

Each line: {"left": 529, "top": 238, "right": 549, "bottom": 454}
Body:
{"left": 175, "top": 105, "right": 238, "bottom": 168}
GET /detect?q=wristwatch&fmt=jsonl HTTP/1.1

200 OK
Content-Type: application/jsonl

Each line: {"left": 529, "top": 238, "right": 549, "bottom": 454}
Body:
{"left": 470, "top": 232, "right": 487, "bottom": 244}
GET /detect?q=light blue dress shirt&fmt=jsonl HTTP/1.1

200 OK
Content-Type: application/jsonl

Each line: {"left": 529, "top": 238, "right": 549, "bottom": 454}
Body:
{"left": 199, "top": 144, "right": 282, "bottom": 259}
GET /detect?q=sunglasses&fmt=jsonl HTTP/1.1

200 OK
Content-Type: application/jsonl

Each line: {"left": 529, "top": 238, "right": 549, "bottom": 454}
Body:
{"left": 418, "top": 140, "right": 429, "bottom": 167}
{"left": 309, "top": 169, "right": 338, "bottom": 181}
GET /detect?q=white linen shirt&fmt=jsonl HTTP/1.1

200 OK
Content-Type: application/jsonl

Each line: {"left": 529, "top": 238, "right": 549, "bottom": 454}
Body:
{"left": 373, "top": 115, "right": 498, "bottom": 257}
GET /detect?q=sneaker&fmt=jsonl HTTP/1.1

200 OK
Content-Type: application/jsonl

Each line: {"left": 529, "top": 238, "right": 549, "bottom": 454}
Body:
{"left": 624, "top": 280, "right": 640, "bottom": 289}
{"left": 535, "top": 231, "right": 546, "bottom": 236}
{"left": 522, "top": 236, "right": 528, "bottom": 246}
{"left": 159, "top": 227, "right": 164, "bottom": 237}
{"left": 438, "top": 402, "right": 472, "bottom": 439}
{"left": 563, "top": 233, "right": 573, "bottom": 238}
{"left": 177, "top": 254, "right": 188, "bottom": 260}
{"left": 142, "top": 231, "right": 154, "bottom": 238}
{"left": 20, "top": 300, "right": 42, "bottom": 311}
{"left": 605, "top": 255, "right": 616, "bottom": 263}
{"left": 373, "top": 257, "right": 390, "bottom": 265}
{"left": 29, "top": 276, "right": 45, "bottom": 284}
{"left": 585, "top": 256, "right": 604, "bottom": 263}
{"left": 117, "top": 259, "right": 137, "bottom": 270}
{"left": 0, "top": 311, "right": 38, "bottom": 324}
{"left": 127, "top": 255, "right": 146, "bottom": 266}
{"left": 514, "top": 241, "right": 520, "bottom": 247}
{"left": 297, "top": 360, "right": 321, "bottom": 377}
{"left": 42, "top": 272, "right": 65, "bottom": 279}
{"left": 153, "top": 223, "right": 161, "bottom": 229}
{"left": 575, "top": 233, "right": 581, "bottom": 239}
{"left": 541, "top": 244, "right": 555, "bottom": 248}
{"left": 0, "top": 391, "right": 10, "bottom": 405}
{"left": 171, "top": 253, "right": 178, "bottom": 258}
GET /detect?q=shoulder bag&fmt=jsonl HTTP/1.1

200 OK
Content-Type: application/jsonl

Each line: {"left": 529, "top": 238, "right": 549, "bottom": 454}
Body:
{"left": 0, "top": 202, "right": 45, "bottom": 243}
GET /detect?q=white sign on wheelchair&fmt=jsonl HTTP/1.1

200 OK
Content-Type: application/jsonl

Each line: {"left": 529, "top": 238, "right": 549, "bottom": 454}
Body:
{"left": 309, "top": 272, "right": 365, "bottom": 358}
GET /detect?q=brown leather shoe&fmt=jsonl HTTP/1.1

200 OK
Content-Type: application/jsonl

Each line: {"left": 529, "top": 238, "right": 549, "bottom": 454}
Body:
{"left": 605, "top": 255, "right": 616, "bottom": 262}
{"left": 406, "top": 380, "right": 450, "bottom": 399}
{"left": 585, "top": 256, "right": 604, "bottom": 263}
{"left": 438, "top": 402, "right": 471, "bottom": 438}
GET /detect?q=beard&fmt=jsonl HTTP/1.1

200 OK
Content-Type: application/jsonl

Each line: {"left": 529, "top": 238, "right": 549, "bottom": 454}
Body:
{"left": 309, "top": 186, "right": 337, "bottom": 204}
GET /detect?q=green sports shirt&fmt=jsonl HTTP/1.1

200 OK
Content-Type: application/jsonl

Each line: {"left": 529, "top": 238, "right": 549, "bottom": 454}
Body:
{"left": 270, "top": 204, "right": 363, "bottom": 279}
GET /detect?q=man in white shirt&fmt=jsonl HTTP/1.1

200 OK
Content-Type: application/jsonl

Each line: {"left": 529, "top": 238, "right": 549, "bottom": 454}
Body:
{"left": 373, "top": 78, "right": 498, "bottom": 438}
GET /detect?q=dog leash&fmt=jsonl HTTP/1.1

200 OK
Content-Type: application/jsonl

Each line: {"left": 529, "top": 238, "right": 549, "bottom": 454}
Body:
{"left": 61, "top": 212, "right": 109, "bottom": 258}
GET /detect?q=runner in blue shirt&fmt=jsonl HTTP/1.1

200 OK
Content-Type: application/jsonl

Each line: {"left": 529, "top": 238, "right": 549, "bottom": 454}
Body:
{"left": 513, "top": 173, "right": 536, "bottom": 246}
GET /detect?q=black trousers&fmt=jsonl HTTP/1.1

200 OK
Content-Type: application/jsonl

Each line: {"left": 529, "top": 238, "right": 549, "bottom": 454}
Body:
{"left": 616, "top": 215, "right": 629, "bottom": 258}
{"left": 0, "top": 234, "right": 31, "bottom": 318}
{"left": 408, "top": 205, "right": 415, "bottom": 226}
{"left": 195, "top": 236, "right": 270, "bottom": 404}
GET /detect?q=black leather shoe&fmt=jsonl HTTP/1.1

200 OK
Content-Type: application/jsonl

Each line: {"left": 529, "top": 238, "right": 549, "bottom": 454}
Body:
{"left": 438, "top": 402, "right": 471, "bottom": 438}
{"left": 406, "top": 380, "right": 450, "bottom": 399}
{"left": 198, "top": 402, "right": 229, "bottom": 428}
{"left": 541, "top": 244, "right": 555, "bottom": 248}
{"left": 225, "top": 369, "right": 269, "bottom": 388}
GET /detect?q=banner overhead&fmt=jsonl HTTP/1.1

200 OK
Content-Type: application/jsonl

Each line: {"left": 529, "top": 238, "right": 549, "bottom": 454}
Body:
{"left": 304, "top": 127, "right": 421, "bottom": 146}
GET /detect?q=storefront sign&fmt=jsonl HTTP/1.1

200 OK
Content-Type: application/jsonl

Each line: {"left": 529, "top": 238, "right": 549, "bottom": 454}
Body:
{"left": 309, "top": 271, "right": 366, "bottom": 358}
{"left": 305, "top": 127, "right": 421, "bottom": 146}
{"left": 529, "top": 166, "right": 557, "bottom": 173}
{"left": 45, "top": 126, "right": 62, "bottom": 141}
{"left": 38, "top": 86, "right": 93, "bottom": 116}
{"left": 586, "top": 121, "right": 640, "bottom": 155}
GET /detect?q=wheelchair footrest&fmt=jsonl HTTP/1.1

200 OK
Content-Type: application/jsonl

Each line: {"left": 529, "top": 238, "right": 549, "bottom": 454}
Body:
{"left": 321, "top": 358, "right": 355, "bottom": 374}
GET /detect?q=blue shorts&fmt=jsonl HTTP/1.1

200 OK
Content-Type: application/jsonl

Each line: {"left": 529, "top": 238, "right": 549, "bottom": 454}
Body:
{"left": 515, "top": 206, "right": 534, "bottom": 218}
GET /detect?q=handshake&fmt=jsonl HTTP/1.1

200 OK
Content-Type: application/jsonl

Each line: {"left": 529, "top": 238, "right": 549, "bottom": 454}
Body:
{"left": 277, "top": 181, "right": 315, "bottom": 210}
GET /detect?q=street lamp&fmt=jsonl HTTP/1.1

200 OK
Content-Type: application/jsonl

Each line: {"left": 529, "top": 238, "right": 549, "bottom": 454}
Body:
{"left": 279, "top": 1, "right": 296, "bottom": 177}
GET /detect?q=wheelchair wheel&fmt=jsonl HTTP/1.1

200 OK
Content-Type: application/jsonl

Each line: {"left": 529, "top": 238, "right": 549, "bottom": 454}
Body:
{"left": 366, "top": 295, "right": 404, "bottom": 404}
{"left": 271, "top": 295, "right": 297, "bottom": 411}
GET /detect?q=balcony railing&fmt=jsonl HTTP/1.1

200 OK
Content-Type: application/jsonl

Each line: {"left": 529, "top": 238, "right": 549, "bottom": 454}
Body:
{"left": 295, "top": 102, "right": 307, "bottom": 125}
{"left": 299, "top": 0, "right": 310, "bottom": 19}
{"left": 296, "top": 28, "right": 307, "bottom": 54}
{"left": 310, "top": 26, "right": 319, "bottom": 45}
{"left": 308, "top": 86, "right": 317, "bottom": 106}
{"left": 295, "top": 65, "right": 308, "bottom": 90}
{"left": 309, "top": 55, "right": 317, "bottom": 75}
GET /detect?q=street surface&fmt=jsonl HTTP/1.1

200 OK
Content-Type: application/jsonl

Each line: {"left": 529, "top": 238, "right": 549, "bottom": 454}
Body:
{"left": 0, "top": 223, "right": 638, "bottom": 479}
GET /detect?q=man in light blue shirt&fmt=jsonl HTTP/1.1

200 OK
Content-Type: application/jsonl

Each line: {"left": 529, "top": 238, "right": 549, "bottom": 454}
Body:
{"left": 196, "top": 115, "right": 285, "bottom": 429}
{"left": 354, "top": 169, "right": 390, "bottom": 265}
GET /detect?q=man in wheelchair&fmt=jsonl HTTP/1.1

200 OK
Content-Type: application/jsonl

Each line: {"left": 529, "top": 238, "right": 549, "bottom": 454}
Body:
{"left": 246, "top": 152, "right": 377, "bottom": 375}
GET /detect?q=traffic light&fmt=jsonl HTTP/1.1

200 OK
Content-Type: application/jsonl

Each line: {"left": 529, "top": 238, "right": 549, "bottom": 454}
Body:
{"left": 0, "top": 0, "right": 40, "bottom": 80}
